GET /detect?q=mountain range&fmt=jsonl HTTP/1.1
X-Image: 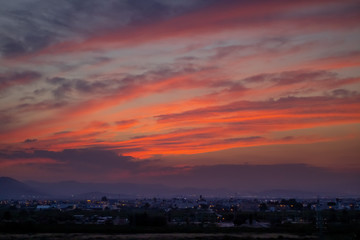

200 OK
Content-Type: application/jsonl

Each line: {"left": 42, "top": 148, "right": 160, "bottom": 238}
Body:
{"left": 1, "top": 176, "right": 357, "bottom": 200}
{"left": 0, "top": 177, "right": 42, "bottom": 199}
{"left": 0, "top": 176, "right": 230, "bottom": 199}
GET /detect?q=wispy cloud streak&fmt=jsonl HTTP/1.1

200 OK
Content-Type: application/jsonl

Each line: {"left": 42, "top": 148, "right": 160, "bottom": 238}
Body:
{"left": 0, "top": 0, "right": 359, "bottom": 182}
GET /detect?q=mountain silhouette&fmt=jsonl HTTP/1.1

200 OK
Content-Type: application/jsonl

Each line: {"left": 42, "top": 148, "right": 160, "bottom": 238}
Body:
{"left": 0, "top": 177, "right": 42, "bottom": 199}
{"left": 25, "top": 180, "right": 230, "bottom": 199}
{"left": 1, "top": 176, "right": 357, "bottom": 199}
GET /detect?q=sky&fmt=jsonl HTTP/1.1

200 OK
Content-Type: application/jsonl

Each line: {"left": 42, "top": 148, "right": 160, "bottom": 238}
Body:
{"left": 0, "top": 0, "right": 360, "bottom": 194}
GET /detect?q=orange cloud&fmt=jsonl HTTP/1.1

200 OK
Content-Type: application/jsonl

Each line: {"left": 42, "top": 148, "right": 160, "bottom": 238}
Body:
{"left": 0, "top": 157, "right": 59, "bottom": 168}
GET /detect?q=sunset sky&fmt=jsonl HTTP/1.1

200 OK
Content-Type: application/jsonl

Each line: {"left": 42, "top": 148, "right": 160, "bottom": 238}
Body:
{"left": 0, "top": 0, "right": 359, "bottom": 193}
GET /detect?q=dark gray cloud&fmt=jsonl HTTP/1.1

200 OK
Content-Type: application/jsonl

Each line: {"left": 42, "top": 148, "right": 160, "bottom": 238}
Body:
{"left": 19, "top": 96, "right": 35, "bottom": 102}
{"left": 46, "top": 76, "right": 121, "bottom": 99}
{"left": 75, "top": 79, "right": 107, "bottom": 93}
{"left": 47, "top": 77, "right": 67, "bottom": 85}
{"left": 211, "top": 44, "right": 252, "bottom": 60}
{"left": 0, "top": 0, "right": 212, "bottom": 58}
{"left": 32, "top": 88, "right": 47, "bottom": 96}
{"left": 223, "top": 136, "right": 263, "bottom": 144}
{"left": 44, "top": 65, "right": 208, "bottom": 99}
{"left": 115, "top": 119, "right": 137, "bottom": 126}
{"left": 1, "top": 0, "right": 358, "bottom": 58}
{"left": 331, "top": 89, "right": 358, "bottom": 98}
{"left": 0, "top": 71, "right": 41, "bottom": 91}
{"left": 243, "top": 70, "right": 337, "bottom": 85}
{"left": 15, "top": 100, "right": 68, "bottom": 112}
{"left": 1, "top": 38, "right": 27, "bottom": 57}
{"left": 52, "top": 82, "right": 73, "bottom": 99}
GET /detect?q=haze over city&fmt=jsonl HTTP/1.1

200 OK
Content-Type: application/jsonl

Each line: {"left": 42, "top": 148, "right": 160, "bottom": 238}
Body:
{"left": 0, "top": 0, "right": 359, "bottom": 196}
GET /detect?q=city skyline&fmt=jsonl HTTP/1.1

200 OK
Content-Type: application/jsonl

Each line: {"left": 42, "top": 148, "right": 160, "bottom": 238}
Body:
{"left": 0, "top": 0, "right": 359, "bottom": 193}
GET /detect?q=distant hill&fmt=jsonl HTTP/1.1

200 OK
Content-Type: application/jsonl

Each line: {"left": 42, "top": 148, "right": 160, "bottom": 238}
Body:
{"left": 1, "top": 176, "right": 356, "bottom": 200}
{"left": 0, "top": 176, "right": 230, "bottom": 199}
{"left": 25, "top": 180, "right": 230, "bottom": 199}
{"left": 0, "top": 177, "right": 43, "bottom": 199}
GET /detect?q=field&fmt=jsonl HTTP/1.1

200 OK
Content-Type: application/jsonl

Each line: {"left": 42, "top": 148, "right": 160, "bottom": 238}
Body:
{"left": 0, "top": 233, "right": 319, "bottom": 240}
